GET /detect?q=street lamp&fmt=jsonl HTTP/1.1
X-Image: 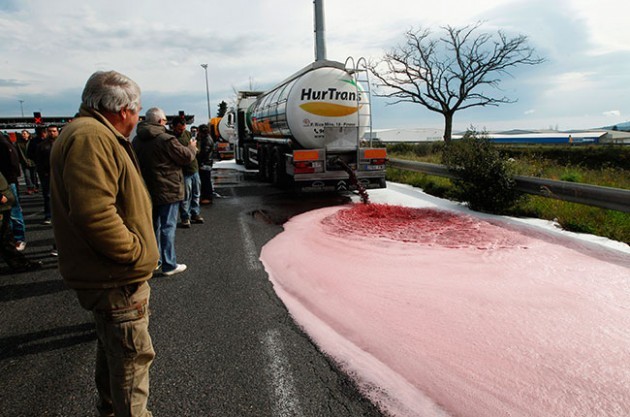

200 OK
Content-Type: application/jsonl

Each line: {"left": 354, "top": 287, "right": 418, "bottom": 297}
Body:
{"left": 18, "top": 100, "right": 24, "bottom": 117}
{"left": 200, "top": 64, "right": 211, "bottom": 121}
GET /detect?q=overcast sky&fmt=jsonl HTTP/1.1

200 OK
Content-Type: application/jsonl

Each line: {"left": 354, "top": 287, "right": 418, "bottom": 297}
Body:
{"left": 1, "top": 0, "right": 628, "bottom": 132}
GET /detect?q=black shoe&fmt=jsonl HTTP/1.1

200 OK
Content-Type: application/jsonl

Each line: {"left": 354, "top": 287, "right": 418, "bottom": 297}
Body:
{"left": 11, "top": 260, "right": 43, "bottom": 272}
{"left": 191, "top": 215, "right": 204, "bottom": 224}
{"left": 178, "top": 219, "right": 191, "bottom": 228}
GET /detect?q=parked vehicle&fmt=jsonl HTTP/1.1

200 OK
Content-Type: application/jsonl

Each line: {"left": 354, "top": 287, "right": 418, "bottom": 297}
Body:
{"left": 232, "top": 59, "right": 387, "bottom": 192}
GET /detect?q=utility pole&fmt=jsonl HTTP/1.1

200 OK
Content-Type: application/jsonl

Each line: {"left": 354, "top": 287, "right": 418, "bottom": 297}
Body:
{"left": 200, "top": 64, "right": 211, "bottom": 121}
{"left": 18, "top": 100, "right": 24, "bottom": 117}
{"left": 314, "top": 0, "right": 327, "bottom": 61}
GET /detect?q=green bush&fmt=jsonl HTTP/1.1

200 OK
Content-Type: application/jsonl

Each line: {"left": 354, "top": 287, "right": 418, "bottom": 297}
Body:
{"left": 559, "top": 169, "right": 583, "bottom": 183}
{"left": 442, "top": 130, "right": 521, "bottom": 213}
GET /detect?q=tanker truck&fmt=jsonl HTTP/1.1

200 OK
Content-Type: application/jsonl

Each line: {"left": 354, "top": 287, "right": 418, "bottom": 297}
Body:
{"left": 233, "top": 59, "right": 387, "bottom": 192}
{"left": 209, "top": 115, "right": 236, "bottom": 160}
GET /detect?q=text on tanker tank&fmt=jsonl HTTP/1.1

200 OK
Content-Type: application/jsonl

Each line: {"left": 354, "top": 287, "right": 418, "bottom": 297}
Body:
{"left": 300, "top": 88, "right": 360, "bottom": 102}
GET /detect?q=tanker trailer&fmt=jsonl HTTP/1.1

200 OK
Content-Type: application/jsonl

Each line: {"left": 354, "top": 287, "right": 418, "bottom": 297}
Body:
{"left": 237, "top": 59, "right": 387, "bottom": 192}
{"left": 209, "top": 116, "right": 236, "bottom": 160}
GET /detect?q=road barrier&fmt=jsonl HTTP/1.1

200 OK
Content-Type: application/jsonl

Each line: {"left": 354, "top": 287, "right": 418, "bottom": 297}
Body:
{"left": 388, "top": 159, "right": 630, "bottom": 213}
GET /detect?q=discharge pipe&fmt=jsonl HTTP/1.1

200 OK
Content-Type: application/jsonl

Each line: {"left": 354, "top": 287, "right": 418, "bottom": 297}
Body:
{"left": 314, "top": 0, "right": 327, "bottom": 61}
{"left": 330, "top": 156, "right": 370, "bottom": 204}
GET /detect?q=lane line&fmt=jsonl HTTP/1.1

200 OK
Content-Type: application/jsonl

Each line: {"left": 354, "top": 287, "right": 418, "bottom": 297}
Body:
{"left": 262, "top": 328, "right": 304, "bottom": 417}
{"left": 239, "top": 215, "right": 262, "bottom": 271}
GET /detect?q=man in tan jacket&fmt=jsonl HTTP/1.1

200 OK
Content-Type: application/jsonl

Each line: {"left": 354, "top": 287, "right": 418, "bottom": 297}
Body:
{"left": 51, "top": 70, "right": 159, "bottom": 417}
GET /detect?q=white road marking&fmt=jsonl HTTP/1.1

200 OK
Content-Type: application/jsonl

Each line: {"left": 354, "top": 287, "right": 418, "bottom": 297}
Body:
{"left": 239, "top": 215, "right": 262, "bottom": 271}
{"left": 262, "top": 328, "right": 304, "bottom": 417}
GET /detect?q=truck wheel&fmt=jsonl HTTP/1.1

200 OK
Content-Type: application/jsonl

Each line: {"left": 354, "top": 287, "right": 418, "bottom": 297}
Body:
{"left": 244, "top": 146, "right": 256, "bottom": 170}
{"left": 271, "top": 148, "right": 288, "bottom": 187}
{"left": 258, "top": 146, "right": 270, "bottom": 181}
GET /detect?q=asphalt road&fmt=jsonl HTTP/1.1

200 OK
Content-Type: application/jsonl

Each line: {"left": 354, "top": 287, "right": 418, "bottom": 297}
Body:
{"left": 0, "top": 167, "right": 384, "bottom": 417}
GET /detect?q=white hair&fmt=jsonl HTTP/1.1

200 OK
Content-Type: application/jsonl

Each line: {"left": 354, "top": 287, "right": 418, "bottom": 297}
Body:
{"left": 81, "top": 70, "right": 141, "bottom": 113}
{"left": 145, "top": 107, "right": 166, "bottom": 123}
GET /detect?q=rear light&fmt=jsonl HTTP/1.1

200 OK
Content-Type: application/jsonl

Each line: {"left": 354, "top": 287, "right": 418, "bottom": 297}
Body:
{"left": 363, "top": 149, "right": 387, "bottom": 159}
{"left": 294, "top": 161, "right": 316, "bottom": 174}
{"left": 359, "top": 148, "right": 387, "bottom": 171}
{"left": 292, "top": 149, "right": 324, "bottom": 174}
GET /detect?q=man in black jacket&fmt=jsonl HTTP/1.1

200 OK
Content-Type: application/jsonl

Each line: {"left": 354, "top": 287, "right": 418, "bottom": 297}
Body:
{"left": 133, "top": 108, "right": 197, "bottom": 276}
{"left": 197, "top": 124, "right": 215, "bottom": 204}
{"left": 36, "top": 125, "right": 58, "bottom": 225}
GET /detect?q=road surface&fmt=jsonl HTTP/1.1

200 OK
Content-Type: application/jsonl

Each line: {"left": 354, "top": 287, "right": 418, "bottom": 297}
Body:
{"left": 0, "top": 166, "right": 383, "bottom": 417}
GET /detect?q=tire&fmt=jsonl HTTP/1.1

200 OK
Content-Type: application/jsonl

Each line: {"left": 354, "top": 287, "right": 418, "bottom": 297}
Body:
{"left": 271, "top": 147, "right": 289, "bottom": 187}
{"left": 258, "top": 145, "right": 270, "bottom": 181}
{"left": 243, "top": 145, "right": 257, "bottom": 170}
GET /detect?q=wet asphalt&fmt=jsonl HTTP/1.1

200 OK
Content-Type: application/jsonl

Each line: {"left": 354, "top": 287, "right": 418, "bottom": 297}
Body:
{"left": 0, "top": 168, "right": 384, "bottom": 417}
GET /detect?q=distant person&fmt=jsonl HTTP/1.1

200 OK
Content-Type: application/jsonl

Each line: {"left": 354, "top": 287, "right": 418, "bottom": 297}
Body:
{"left": 133, "top": 107, "right": 196, "bottom": 276}
{"left": 16, "top": 130, "right": 39, "bottom": 194}
{"left": 50, "top": 70, "right": 159, "bottom": 417}
{"left": 27, "top": 126, "right": 46, "bottom": 190}
{"left": 36, "top": 124, "right": 59, "bottom": 225}
{"left": 0, "top": 171, "right": 41, "bottom": 271}
{"left": 171, "top": 117, "right": 203, "bottom": 228}
{"left": 197, "top": 124, "right": 215, "bottom": 204}
{"left": 0, "top": 133, "right": 27, "bottom": 251}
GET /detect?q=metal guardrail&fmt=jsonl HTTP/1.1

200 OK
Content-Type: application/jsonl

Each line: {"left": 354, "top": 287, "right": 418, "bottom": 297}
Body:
{"left": 388, "top": 158, "right": 630, "bottom": 213}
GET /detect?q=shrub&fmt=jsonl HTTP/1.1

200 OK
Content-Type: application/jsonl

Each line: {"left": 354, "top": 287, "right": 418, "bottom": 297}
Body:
{"left": 559, "top": 169, "right": 583, "bottom": 183}
{"left": 442, "top": 130, "right": 521, "bottom": 213}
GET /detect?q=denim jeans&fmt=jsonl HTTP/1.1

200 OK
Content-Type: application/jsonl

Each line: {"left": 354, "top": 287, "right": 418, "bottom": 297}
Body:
{"left": 179, "top": 172, "right": 201, "bottom": 220}
{"left": 9, "top": 183, "right": 26, "bottom": 241}
{"left": 23, "top": 166, "right": 39, "bottom": 189}
{"left": 0, "top": 211, "right": 29, "bottom": 268}
{"left": 153, "top": 202, "right": 179, "bottom": 272}
{"left": 76, "top": 282, "right": 154, "bottom": 417}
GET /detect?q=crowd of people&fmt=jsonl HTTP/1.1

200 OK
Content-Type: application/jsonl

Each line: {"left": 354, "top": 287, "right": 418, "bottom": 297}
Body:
{"left": 0, "top": 123, "right": 61, "bottom": 270}
{"left": 1, "top": 98, "right": 217, "bottom": 277}
{"left": 1, "top": 70, "right": 226, "bottom": 416}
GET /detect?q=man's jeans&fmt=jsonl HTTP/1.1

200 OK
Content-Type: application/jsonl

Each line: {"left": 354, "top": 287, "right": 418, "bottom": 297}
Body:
{"left": 23, "top": 166, "right": 39, "bottom": 189}
{"left": 179, "top": 172, "right": 201, "bottom": 220}
{"left": 76, "top": 282, "right": 154, "bottom": 417}
{"left": 9, "top": 183, "right": 26, "bottom": 241}
{"left": 153, "top": 202, "right": 179, "bottom": 272}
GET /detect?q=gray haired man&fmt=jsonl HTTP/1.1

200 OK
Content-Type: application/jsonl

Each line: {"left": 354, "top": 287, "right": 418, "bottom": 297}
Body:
{"left": 51, "top": 70, "right": 159, "bottom": 417}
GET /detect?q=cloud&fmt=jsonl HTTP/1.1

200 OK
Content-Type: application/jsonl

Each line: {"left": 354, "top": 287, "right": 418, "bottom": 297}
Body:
{"left": 0, "top": 0, "right": 628, "bottom": 131}
{"left": 603, "top": 110, "right": 621, "bottom": 117}
{"left": 0, "top": 79, "right": 28, "bottom": 87}
{"left": 0, "top": 0, "right": 19, "bottom": 12}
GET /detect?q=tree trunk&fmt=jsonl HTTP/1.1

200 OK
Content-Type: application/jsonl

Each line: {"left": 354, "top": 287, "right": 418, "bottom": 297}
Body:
{"left": 442, "top": 112, "right": 453, "bottom": 143}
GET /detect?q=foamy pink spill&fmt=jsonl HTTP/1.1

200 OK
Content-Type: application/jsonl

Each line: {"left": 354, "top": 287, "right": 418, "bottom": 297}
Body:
{"left": 260, "top": 204, "right": 630, "bottom": 417}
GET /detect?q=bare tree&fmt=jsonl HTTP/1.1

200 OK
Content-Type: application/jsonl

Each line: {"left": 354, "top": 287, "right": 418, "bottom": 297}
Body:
{"left": 369, "top": 23, "right": 544, "bottom": 142}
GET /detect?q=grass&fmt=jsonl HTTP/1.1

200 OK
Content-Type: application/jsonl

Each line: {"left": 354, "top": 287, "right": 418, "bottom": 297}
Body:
{"left": 387, "top": 146, "right": 630, "bottom": 245}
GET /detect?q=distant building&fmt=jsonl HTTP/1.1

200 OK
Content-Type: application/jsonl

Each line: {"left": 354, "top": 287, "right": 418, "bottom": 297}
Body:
{"left": 364, "top": 128, "right": 444, "bottom": 143}
{"left": 365, "top": 128, "right": 629, "bottom": 145}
